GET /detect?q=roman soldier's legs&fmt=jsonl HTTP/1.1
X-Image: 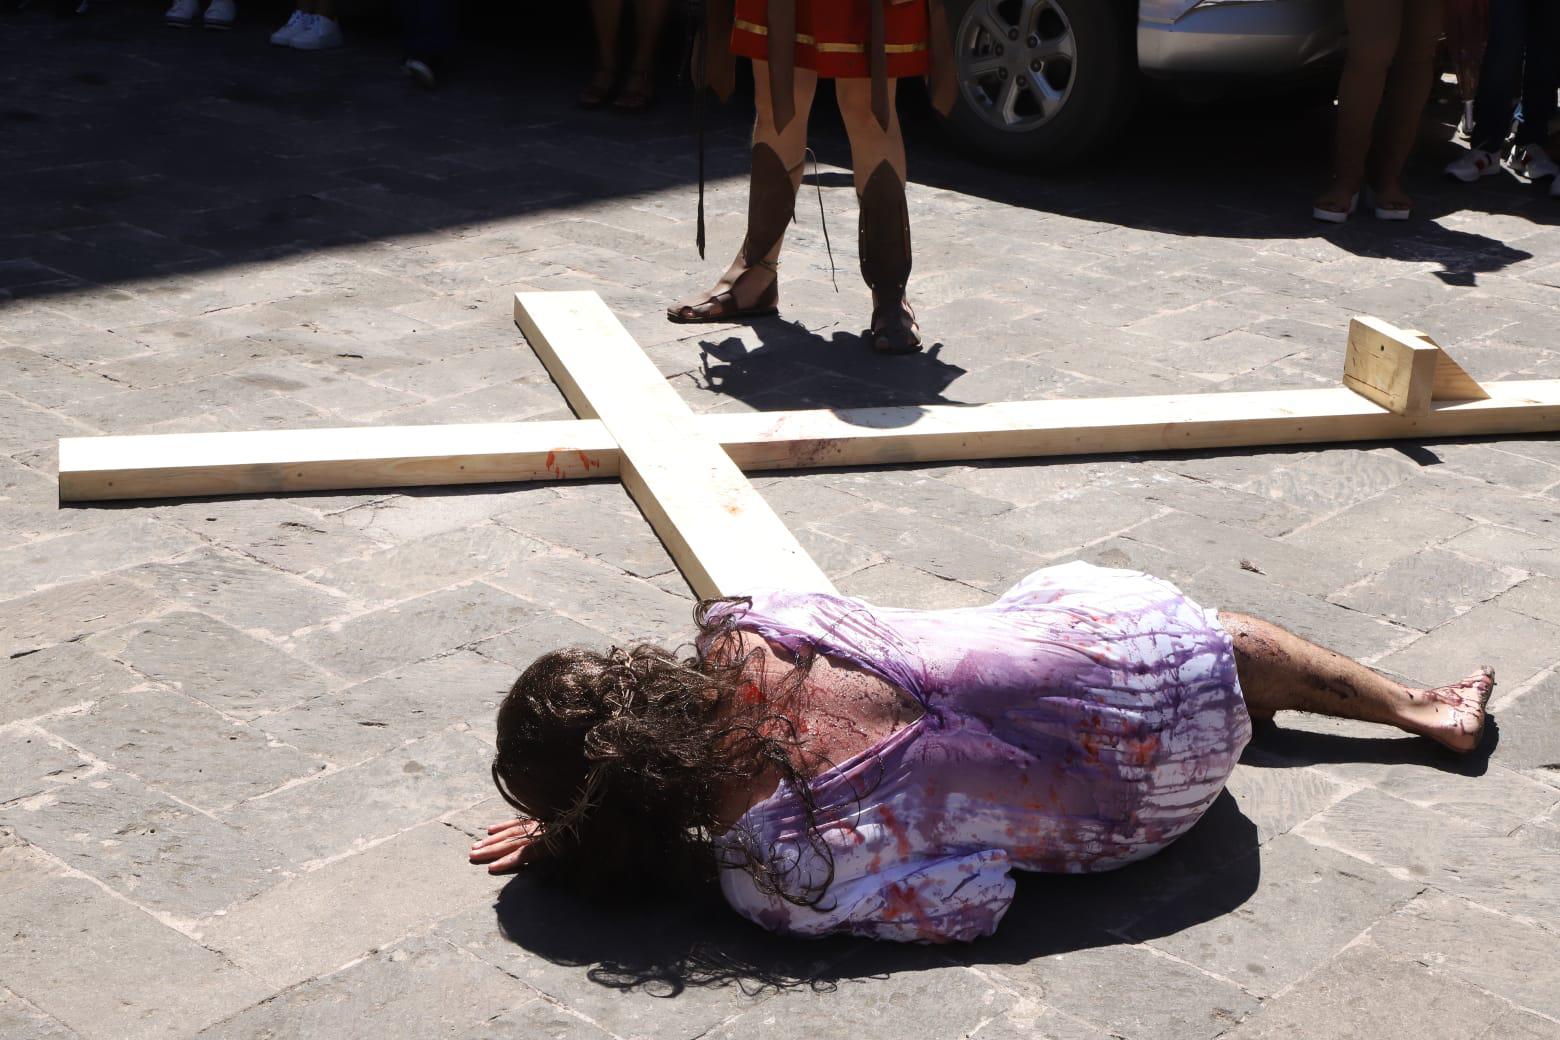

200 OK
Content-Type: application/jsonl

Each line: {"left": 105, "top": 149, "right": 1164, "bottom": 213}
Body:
{"left": 836, "top": 77, "right": 908, "bottom": 189}
{"left": 749, "top": 57, "right": 816, "bottom": 265}
{"left": 668, "top": 60, "right": 816, "bottom": 323}
{"left": 836, "top": 77, "right": 920, "bottom": 354}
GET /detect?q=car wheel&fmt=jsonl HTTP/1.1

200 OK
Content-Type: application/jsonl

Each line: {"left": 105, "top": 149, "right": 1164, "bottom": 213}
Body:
{"left": 938, "top": 0, "right": 1136, "bottom": 167}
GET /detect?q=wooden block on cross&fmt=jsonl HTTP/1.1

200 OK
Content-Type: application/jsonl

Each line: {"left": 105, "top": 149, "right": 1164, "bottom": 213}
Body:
{"left": 1343, "top": 316, "right": 1490, "bottom": 417}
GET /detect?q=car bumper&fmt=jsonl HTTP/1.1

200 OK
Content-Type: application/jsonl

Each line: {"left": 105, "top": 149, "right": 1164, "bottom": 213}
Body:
{"left": 1138, "top": 0, "right": 1345, "bottom": 77}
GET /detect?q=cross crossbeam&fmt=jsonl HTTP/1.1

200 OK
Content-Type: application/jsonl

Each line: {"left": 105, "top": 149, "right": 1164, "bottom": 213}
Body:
{"left": 56, "top": 292, "right": 1560, "bottom": 598}
{"left": 514, "top": 292, "right": 832, "bottom": 596}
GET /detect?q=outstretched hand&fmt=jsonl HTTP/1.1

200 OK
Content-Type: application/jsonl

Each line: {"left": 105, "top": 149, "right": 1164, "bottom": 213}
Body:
{"left": 468, "top": 818, "right": 546, "bottom": 875}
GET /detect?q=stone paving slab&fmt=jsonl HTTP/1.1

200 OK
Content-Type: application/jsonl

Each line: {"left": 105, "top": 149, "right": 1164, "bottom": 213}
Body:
{"left": 1, "top": 5, "right": 1558, "bottom": 1039}
{"left": 707, "top": 956, "right": 1014, "bottom": 1040}
{"left": 192, "top": 933, "right": 523, "bottom": 1040}
{"left": 1127, "top": 833, "right": 1420, "bottom": 997}
{"left": 0, "top": 988, "right": 81, "bottom": 1040}
{"left": 197, "top": 822, "right": 501, "bottom": 990}
{"left": 1218, "top": 938, "right": 1527, "bottom": 1040}
{"left": 91, "top": 609, "right": 340, "bottom": 719}
{"left": 0, "top": 875, "right": 273, "bottom": 1040}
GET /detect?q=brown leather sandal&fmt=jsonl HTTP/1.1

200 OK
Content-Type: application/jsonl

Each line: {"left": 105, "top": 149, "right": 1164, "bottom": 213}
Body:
{"left": 869, "top": 297, "right": 922, "bottom": 355}
{"left": 858, "top": 160, "right": 922, "bottom": 355}
{"left": 666, "top": 258, "right": 779, "bottom": 323}
{"left": 667, "top": 142, "right": 798, "bottom": 325}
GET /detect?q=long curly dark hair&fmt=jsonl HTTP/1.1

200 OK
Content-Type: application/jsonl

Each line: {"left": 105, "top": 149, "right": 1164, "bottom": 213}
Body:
{"left": 490, "top": 598, "right": 840, "bottom": 906}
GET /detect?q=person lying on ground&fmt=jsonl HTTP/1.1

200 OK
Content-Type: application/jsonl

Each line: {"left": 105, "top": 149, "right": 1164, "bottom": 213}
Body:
{"left": 469, "top": 562, "right": 1493, "bottom": 943}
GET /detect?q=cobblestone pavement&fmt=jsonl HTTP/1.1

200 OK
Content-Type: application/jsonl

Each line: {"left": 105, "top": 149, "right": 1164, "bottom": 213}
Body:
{"left": 3, "top": 4, "right": 1559, "bottom": 1039}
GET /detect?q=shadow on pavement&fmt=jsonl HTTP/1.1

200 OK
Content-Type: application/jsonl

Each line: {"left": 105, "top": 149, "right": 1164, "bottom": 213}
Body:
{"left": 695, "top": 320, "right": 968, "bottom": 410}
{"left": 3, "top": 0, "right": 1552, "bottom": 312}
{"left": 493, "top": 790, "right": 1259, "bottom": 995}
{"left": 1244, "top": 715, "right": 1499, "bottom": 778}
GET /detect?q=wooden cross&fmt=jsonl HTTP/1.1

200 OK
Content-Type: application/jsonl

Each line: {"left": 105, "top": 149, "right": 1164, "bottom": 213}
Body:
{"left": 58, "top": 292, "right": 1560, "bottom": 598}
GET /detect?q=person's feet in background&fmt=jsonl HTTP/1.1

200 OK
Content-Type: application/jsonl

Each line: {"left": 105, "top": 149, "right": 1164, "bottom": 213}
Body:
{"left": 270, "top": 0, "right": 343, "bottom": 49}
{"left": 1312, "top": 180, "right": 1361, "bottom": 223}
{"left": 204, "top": 0, "right": 234, "bottom": 28}
{"left": 402, "top": 58, "right": 437, "bottom": 88}
{"left": 291, "top": 10, "right": 343, "bottom": 49}
{"left": 1445, "top": 0, "right": 1559, "bottom": 193}
{"left": 582, "top": 0, "right": 669, "bottom": 111}
{"left": 1315, "top": 0, "right": 1443, "bottom": 223}
{"left": 614, "top": 67, "right": 655, "bottom": 112}
{"left": 578, "top": 67, "right": 615, "bottom": 108}
{"left": 1444, "top": 147, "right": 1503, "bottom": 181}
{"left": 165, "top": 0, "right": 198, "bottom": 25}
{"left": 165, "top": 0, "right": 233, "bottom": 28}
{"left": 398, "top": 0, "right": 457, "bottom": 89}
{"left": 269, "top": 8, "right": 305, "bottom": 43}
{"left": 1507, "top": 142, "right": 1559, "bottom": 180}
{"left": 1368, "top": 178, "right": 1414, "bottom": 220}
{"left": 293, "top": 2, "right": 344, "bottom": 50}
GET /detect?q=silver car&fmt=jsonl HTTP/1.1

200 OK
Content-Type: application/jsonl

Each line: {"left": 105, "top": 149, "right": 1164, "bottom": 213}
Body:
{"left": 940, "top": 0, "right": 1346, "bottom": 163}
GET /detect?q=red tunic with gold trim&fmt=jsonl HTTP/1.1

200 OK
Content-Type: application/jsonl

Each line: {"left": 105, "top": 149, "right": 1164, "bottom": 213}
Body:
{"left": 732, "top": 0, "right": 932, "bottom": 80}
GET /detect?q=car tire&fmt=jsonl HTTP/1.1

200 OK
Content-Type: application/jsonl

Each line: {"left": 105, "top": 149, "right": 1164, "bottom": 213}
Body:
{"left": 938, "top": 0, "right": 1137, "bottom": 167}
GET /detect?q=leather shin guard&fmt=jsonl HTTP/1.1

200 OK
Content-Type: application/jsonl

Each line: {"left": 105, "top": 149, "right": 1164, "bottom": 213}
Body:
{"left": 858, "top": 160, "right": 911, "bottom": 307}
{"left": 741, "top": 142, "right": 798, "bottom": 269}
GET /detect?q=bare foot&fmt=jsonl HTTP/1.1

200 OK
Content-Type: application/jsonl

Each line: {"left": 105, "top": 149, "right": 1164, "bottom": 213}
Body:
{"left": 1403, "top": 667, "right": 1495, "bottom": 753}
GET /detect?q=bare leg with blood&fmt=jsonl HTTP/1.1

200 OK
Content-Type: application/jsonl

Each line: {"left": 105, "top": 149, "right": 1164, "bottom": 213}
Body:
{"left": 1221, "top": 611, "right": 1493, "bottom": 753}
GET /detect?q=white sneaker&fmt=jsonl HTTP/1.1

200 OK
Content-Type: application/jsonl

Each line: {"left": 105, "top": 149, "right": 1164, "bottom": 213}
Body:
{"left": 1444, "top": 148, "right": 1503, "bottom": 183}
{"left": 1507, "top": 144, "right": 1559, "bottom": 181}
{"left": 289, "top": 13, "right": 343, "bottom": 50}
{"left": 203, "top": 0, "right": 235, "bottom": 28}
{"left": 402, "top": 58, "right": 436, "bottom": 88}
{"left": 164, "top": 0, "right": 199, "bottom": 26}
{"left": 270, "top": 9, "right": 305, "bottom": 44}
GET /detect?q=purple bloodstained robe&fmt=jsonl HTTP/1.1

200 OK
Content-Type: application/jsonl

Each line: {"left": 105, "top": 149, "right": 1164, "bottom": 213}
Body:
{"left": 708, "top": 562, "right": 1252, "bottom": 943}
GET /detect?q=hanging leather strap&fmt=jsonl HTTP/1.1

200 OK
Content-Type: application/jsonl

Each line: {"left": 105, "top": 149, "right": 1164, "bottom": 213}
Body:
{"left": 924, "top": 0, "right": 957, "bottom": 115}
{"left": 869, "top": 0, "right": 890, "bottom": 130}
{"left": 768, "top": 0, "right": 797, "bottom": 131}
{"left": 703, "top": 0, "right": 736, "bottom": 100}
{"left": 693, "top": 0, "right": 737, "bottom": 257}
{"left": 696, "top": 78, "right": 707, "bottom": 258}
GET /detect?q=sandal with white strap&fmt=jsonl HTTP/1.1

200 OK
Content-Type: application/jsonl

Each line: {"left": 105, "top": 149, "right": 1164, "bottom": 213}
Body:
{"left": 1368, "top": 187, "right": 1412, "bottom": 222}
{"left": 666, "top": 257, "right": 779, "bottom": 323}
{"left": 1312, "top": 191, "right": 1359, "bottom": 224}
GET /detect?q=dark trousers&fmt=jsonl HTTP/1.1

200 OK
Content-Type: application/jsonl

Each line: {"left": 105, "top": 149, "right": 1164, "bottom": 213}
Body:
{"left": 399, "top": 0, "right": 458, "bottom": 67}
{"left": 1472, "top": 0, "right": 1560, "bottom": 150}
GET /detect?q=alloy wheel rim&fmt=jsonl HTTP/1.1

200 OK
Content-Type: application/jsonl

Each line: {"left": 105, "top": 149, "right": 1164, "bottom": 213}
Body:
{"left": 955, "top": 0, "right": 1077, "bottom": 131}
